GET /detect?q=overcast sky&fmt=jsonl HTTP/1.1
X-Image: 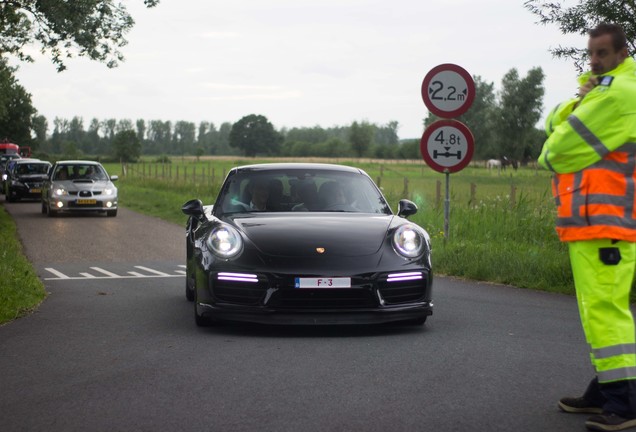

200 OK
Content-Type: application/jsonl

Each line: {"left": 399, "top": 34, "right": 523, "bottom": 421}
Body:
{"left": 12, "top": 0, "right": 589, "bottom": 140}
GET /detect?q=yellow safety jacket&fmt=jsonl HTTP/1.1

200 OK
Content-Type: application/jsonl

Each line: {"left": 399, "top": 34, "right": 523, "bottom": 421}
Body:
{"left": 539, "top": 57, "right": 636, "bottom": 242}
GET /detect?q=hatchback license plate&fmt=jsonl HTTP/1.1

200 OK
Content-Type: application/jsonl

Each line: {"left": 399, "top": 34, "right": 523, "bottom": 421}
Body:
{"left": 77, "top": 199, "right": 96, "bottom": 205}
{"left": 295, "top": 277, "right": 351, "bottom": 288}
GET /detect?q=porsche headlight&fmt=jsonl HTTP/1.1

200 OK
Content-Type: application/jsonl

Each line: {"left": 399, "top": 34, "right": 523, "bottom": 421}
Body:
{"left": 206, "top": 225, "right": 243, "bottom": 258}
{"left": 392, "top": 224, "right": 427, "bottom": 258}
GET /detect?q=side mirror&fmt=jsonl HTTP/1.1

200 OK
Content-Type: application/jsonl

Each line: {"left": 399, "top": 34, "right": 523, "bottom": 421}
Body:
{"left": 182, "top": 199, "right": 204, "bottom": 218}
{"left": 110, "top": 175, "right": 119, "bottom": 182}
{"left": 397, "top": 199, "right": 418, "bottom": 218}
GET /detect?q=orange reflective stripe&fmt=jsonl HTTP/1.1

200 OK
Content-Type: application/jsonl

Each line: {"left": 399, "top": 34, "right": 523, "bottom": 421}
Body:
{"left": 553, "top": 149, "right": 636, "bottom": 241}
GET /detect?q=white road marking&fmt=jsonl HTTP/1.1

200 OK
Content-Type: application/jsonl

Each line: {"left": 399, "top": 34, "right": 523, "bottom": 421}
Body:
{"left": 134, "top": 266, "right": 170, "bottom": 276}
{"left": 91, "top": 267, "right": 121, "bottom": 278}
{"left": 44, "top": 268, "right": 70, "bottom": 279}
{"left": 42, "top": 265, "right": 186, "bottom": 281}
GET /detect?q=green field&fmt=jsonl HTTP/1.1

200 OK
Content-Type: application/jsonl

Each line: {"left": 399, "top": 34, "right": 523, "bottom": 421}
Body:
{"left": 103, "top": 158, "right": 574, "bottom": 296}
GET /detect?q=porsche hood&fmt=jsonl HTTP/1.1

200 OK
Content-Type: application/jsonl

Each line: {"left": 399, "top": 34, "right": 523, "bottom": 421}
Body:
{"left": 231, "top": 214, "right": 396, "bottom": 257}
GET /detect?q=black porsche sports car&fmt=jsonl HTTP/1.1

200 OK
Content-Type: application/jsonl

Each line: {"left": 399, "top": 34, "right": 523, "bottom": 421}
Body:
{"left": 182, "top": 163, "right": 433, "bottom": 326}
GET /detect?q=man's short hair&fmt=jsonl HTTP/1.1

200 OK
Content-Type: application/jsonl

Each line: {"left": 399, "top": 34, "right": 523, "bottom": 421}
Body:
{"left": 589, "top": 23, "right": 628, "bottom": 52}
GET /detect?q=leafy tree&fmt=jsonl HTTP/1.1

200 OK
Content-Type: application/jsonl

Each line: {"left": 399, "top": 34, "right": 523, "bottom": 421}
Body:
{"left": 349, "top": 121, "right": 374, "bottom": 157}
{"left": 374, "top": 121, "right": 400, "bottom": 146}
{"left": 0, "top": 0, "right": 160, "bottom": 72}
{"left": 229, "top": 114, "right": 281, "bottom": 157}
{"left": 112, "top": 129, "right": 141, "bottom": 162}
{"left": 0, "top": 58, "right": 35, "bottom": 145}
{"left": 135, "top": 119, "right": 146, "bottom": 143}
{"left": 524, "top": 0, "right": 636, "bottom": 71}
{"left": 494, "top": 67, "right": 545, "bottom": 160}
{"left": 61, "top": 141, "right": 82, "bottom": 160}
{"left": 173, "top": 120, "right": 196, "bottom": 156}
{"left": 31, "top": 114, "right": 47, "bottom": 151}
{"left": 216, "top": 122, "right": 236, "bottom": 155}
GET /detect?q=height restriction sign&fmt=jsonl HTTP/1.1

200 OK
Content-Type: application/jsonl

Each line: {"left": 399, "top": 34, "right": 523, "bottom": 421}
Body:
{"left": 420, "top": 119, "right": 474, "bottom": 173}
{"left": 421, "top": 63, "right": 475, "bottom": 118}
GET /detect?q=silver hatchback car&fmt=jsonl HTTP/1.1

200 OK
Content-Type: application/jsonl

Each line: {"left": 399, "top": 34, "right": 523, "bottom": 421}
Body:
{"left": 42, "top": 160, "right": 118, "bottom": 217}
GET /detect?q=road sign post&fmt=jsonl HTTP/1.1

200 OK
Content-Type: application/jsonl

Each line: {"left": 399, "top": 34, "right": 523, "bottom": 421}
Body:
{"left": 420, "top": 64, "right": 475, "bottom": 240}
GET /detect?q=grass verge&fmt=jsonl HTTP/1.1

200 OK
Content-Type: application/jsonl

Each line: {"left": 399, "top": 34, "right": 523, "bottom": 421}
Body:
{"left": 0, "top": 205, "right": 47, "bottom": 325}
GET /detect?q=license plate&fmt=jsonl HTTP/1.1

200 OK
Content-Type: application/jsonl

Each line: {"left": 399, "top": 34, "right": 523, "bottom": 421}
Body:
{"left": 295, "top": 277, "right": 351, "bottom": 288}
{"left": 29, "top": 188, "right": 41, "bottom": 193}
{"left": 76, "top": 199, "right": 96, "bottom": 205}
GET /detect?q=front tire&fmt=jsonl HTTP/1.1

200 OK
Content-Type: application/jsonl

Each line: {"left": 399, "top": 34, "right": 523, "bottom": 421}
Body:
{"left": 47, "top": 205, "right": 57, "bottom": 217}
{"left": 106, "top": 209, "right": 117, "bottom": 217}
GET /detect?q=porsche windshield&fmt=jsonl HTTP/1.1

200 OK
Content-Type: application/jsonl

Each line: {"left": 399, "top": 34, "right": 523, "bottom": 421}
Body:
{"left": 216, "top": 168, "right": 392, "bottom": 215}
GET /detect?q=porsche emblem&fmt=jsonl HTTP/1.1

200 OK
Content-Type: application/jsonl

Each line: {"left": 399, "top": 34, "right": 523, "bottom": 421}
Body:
{"left": 316, "top": 247, "right": 326, "bottom": 254}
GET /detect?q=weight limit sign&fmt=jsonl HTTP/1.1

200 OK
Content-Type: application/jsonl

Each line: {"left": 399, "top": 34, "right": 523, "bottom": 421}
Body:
{"left": 420, "top": 119, "right": 474, "bottom": 173}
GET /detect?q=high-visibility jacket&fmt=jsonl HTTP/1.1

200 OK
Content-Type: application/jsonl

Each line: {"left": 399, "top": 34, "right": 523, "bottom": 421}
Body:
{"left": 538, "top": 57, "right": 636, "bottom": 242}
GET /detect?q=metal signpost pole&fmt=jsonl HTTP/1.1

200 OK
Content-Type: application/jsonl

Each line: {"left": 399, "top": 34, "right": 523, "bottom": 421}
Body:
{"left": 444, "top": 169, "right": 450, "bottom": 240}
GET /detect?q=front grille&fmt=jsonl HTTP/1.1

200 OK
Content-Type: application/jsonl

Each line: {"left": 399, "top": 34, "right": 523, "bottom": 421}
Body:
{"left": 69, "top": 190, "right": 102, "bottom": 196}
{"left": 378, "top": 274, "right": 427, "bottom": 304}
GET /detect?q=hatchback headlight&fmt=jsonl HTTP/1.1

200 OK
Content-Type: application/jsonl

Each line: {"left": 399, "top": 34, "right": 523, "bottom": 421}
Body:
{"left": 392, "top": 225, "right": 427, "bottom": 258}
{"left": 206, "top": 225, "right": 243, "bottom": 258}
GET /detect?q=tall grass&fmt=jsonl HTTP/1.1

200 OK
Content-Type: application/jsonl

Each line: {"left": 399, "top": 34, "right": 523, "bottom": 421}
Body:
{"left": 0, "top": 206, "right": 47, "bottom": 324}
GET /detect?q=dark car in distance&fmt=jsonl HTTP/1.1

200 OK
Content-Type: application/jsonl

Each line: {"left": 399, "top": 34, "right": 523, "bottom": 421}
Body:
{"left": 182, "top": 163, "right": 433, "bottom": 327}
{"left": 4, "top": 159, "right": 51, "bottom": 202}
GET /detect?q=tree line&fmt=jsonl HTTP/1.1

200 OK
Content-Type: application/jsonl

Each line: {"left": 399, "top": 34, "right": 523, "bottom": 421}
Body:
{"left": 2, "top": 1, "right": 635, "bottom": 164}
{"left": 13, "top": 65, "right": 549, "bottom": 164}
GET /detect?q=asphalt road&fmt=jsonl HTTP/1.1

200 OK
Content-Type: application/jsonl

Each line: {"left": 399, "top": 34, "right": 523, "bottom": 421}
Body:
{"left": 0, "top": 200, "right": 597, "bottom": 432}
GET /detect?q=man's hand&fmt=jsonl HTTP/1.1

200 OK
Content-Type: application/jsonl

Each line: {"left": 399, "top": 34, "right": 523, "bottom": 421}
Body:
{"left": 578, "top": 76, "right": 599, "bottom": 98}
{"left": 573, "top": 76, "right": 599, "bottom": 109}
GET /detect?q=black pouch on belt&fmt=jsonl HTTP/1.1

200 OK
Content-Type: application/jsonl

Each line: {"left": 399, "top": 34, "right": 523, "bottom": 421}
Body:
{"left": 599, "top": 247, "right": 621, "bottom": 265}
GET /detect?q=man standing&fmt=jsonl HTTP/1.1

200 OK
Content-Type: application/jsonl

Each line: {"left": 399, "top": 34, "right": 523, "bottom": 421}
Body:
{"left": 539, "top": 23, "right": 636, "bottom": 431}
